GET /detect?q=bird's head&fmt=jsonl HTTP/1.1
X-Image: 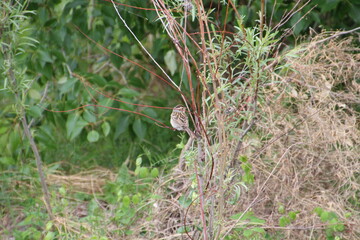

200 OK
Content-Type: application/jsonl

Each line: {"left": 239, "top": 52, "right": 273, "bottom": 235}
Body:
{"left": 173, "top": 105, "right": 186, "bottom": 113}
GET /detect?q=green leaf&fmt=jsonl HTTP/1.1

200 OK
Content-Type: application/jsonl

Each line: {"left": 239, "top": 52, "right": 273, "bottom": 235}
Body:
{"left": 129, "top": 76, "right": 145, "bottom": 89}
{"left": 83, "top": 73, "right": 107, "bottom": 87}
{"left": 122, "top": 196, "right": 131, "bottom": 208}
{"left": 138, "top": 167, "right": 149, "bottom": 178}
{"left": 59, "top": 77, "right": 77, "bottom": 94}
{"left": 101, "top": 121, "right": 110, "bottom": 136}
{"left": 72, "top": 118, "right": 88, "bottom": 140}
{"left": 288, "top": 211, "right": 297, "bottom": 220}
{"left": 133, "top": 119, "right": 146, "bottom": 140}
{"left": 243, "top": 229, "right": 254, "bottom": 237}
{"left": 321, "top": 211, "right": 329, "bottom": 222}
{"left": 66, "top": 113, "right": 79, "bottom": 139}
{"left": 125, "top": 230, "right": 133, "bottom": 236}
{"left": 98, "top": 98, "right": 113, "bottom": 114}
{"left": 87, "top": 130, "right": 99, "bottom": 143}
{"left": 289, "top": 12, "right": 305, "bottom": 35}
{"left": 252, "top": 227, "right": 265, "bottom": 234}
{"left": 58, "top": 76, "right": 67, "bottom": 84}
{"left": 118, "top": 88, "right": 140, "bottom": 98}
{"left": 132, "top": 195, "right": 140, "bottom": 204}
{"left": 314, "top": 207, "right": 323, "bottom": 216}
{"left": 66, "top": 114, "right": 88, "bottom": 141}
{"left": 117, "top": 164, "right": 131, "bottom": 184}
{"left": 177, "top": 226, "right": 191, "bottom": 234}
{"left": 8, "top": 129, "right": 21, "bottom": 154}
{"left": 349, "top": 5, "right": 360, "bottom": 23}
{"left": 328, "top": 218, "right": 341, "bottom": 232}
{"left": 59, "top": 187, "right": 66, "bottom": 196}
{"left": 230, "top": 213, "right": 241, "bottom": 220}
{"left": 239, "top": 155, "right": 248, "bottom": 163}
{"left": 178, "top": 195, "right": 192, "bottom": 208}
{"left": 0, "top": 127, "right": 8, "bottom": 135}
{"left": 242, "top": 172, "right": 254, "bottom": 184}
{"left": 114, "top": 115, "right": 129, "bottom": 139}
{"left": 44, "top": 231, "right": 55, "bottom": 240}
{"left": 134, "top": 167, "right": 140, "bottom": 176}
{"left": 45, "top": 221, "right": 53, "bottom": 231}
{"left": 17, "top": 215, "right": 34, "bottom": 226}
{"left": 320, "top": 0, "right": 341, "bottom": 12}
{"left": 164, "top": 50, "right": 177, "bottom": 76}
{"left": 143, "top": 107, "right": 158, "bottom": 118}
{"left": 29, "top": 89, "right": 42, "bottom": 100}
{"left": 248, "top": 216, "right": 266, "bottom": 224}
{"left": 150, "top": 168, "right": 159, "bottom": 178}
{"left": 325, "top": 228, "right": 334, "bottom": 238}
{"left": 334, "top": 223, "right": 345, "bottom": 232}
{"left": 241, "top": 162, "right": 252, "bottom": 172}
{"left": 38, "top": 7, "right": 48, "bottom": 25}
{"left": 279, "top": 216, "right": 290, "bottom": 227}
{"left": 328, "top": 212, "right": 338, "bottom": 220}
{"left": 83, "top": 110, "right": 96, "bottom": 123}
{"left": 38, "top": 49, "right": 53, "bottom": 63}
{"left": 0, "top": 157, "right": 15, "bottom": 165}
{"left": 28, "top": 106, "right": 42, "bottom": 118}
{"left": 37, "top": 125, "right": 56, "bottom": 148}
{"left": 278, "top": 205, "right": 285, "bottom": 214}
{"left": 136, "top": 157, "right": 142, "bottom": 166}
{"left": 119, "top": 208, "right": 135, "bottom": 224}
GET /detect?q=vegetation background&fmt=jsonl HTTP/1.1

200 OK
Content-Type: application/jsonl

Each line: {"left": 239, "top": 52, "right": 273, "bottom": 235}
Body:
{"left": 0, "top": 0, "right": 359, "bottom": 239}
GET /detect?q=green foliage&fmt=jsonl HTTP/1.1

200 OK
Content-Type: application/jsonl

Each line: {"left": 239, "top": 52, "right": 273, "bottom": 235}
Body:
{"left": 0, "top": 0, "right": 182, "bottom": 172}
{"left": 314, "top": 207, "right": 345, "bottom": 239}
{"left": 229, "top": 0, "right": 360, "bottom": 35}
{"left": 240, "top": 155, "right": 255, "bottom": 184}
{"left": 278, "top": 210, "right": 299, "bottom": 227}
{"left": 150, "top": 167, "right": 159, "bottom": 178}
{"left": 228, "top": 211, "right": 266, "bottom": 239}
{"left": 0, "top": 0, "right": 41, "bottom": 172}
{"left": 103, "top": 160, "right": 160, "bottom": 227}
{"left": 0, "top": 167, "right": 50, "bottom": 239}
{"left": 164, "top": 50, "right": 178, "bottom": 76}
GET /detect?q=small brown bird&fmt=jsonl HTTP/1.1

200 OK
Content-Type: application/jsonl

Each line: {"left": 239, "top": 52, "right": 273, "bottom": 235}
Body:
{"left": 170, "top": 105, "right": 194, "bottom": 138}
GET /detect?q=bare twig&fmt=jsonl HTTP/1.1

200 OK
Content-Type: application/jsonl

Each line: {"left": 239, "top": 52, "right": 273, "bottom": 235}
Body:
{"left": 274, "top": 0, "right": 310, "bottom": 31}
{"left": 110, "top": 0, "right": 179, "bottom": 90}
{"left": 280, "top": 4, "right": 317, "bottom": 40}
{"left": 5, "top": 53, "right": 54, "bottom": 220}
{"left": 20, "top": 116, "right": 54, "bottom": 220}
{"left": 310, "top": 27, "right": 360, "bottom": 46}
{"left": 260, "top": 0, "right": 265, "bottom": 40}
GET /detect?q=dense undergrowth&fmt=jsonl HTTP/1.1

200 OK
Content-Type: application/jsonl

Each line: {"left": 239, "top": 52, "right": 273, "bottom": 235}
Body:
{"left": 1, "top": 0, "right": 360, "bottom": 240}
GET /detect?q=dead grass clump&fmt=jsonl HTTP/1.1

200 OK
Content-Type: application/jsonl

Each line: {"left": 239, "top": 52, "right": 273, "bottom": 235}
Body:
{"left": 47, "top": 167, "right": 116, "bottom": 194}
{"left": 243, "top": 34, "right": 360, "bottom": 239}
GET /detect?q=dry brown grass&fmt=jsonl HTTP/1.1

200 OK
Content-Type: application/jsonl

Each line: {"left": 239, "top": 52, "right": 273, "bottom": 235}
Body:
{"left": 141, "top": 35, "right": 360, "bottom": 239}
{"left": 240, "top": 34, "right": 360, "bottom": 239}
{"left": 47, "top": 167, "right": 116, "bottom": 194}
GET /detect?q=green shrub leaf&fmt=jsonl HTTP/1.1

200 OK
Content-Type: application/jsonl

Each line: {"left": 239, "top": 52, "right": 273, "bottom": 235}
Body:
{"left": 133, "top": 119, "right": 146, "bottom": 140}
{"left": 102, "top": 121, "right": 111, "bottom": 136}
{"left": 87, "top": 130, "right": 100, "bottom": 143}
